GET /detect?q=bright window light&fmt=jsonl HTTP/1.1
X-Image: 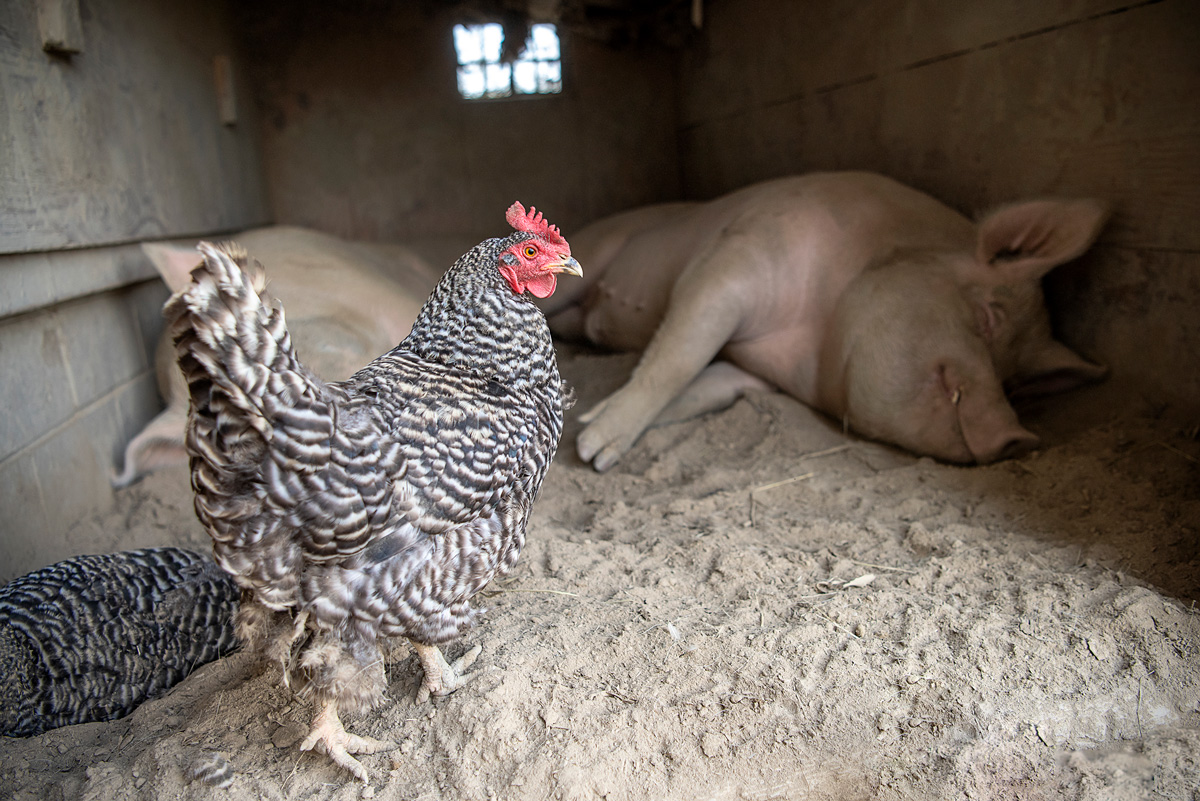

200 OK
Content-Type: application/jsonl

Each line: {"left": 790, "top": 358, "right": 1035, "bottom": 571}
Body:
{"left": 453, "top": 23, "right": 562, "bottom": 100}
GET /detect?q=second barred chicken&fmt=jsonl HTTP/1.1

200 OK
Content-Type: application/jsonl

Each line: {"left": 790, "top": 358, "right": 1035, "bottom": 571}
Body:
{"left": 165, "top": 203, "right": 581, "bottom": 781}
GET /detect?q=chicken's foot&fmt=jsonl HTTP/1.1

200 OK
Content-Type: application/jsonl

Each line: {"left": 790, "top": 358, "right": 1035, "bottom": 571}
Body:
{"left": 412, "top": 641, "right": 482, "bottom": 704}
{"left": 299, "top": 697, "right": 395, "bottom": 783}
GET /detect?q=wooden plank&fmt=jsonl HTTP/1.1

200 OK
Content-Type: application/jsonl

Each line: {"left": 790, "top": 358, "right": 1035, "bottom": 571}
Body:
{"left": 0, "top": 243, "right": 158, "bottom": 319}
{"left": 0, "top": 372, "right": 164, "bottom": 579}
{"left": 681, "top": 0, "right": 1200, "bottom": 251}
{"left": 1047, "top": 246, "right": 1200, "bottom": 411}
{"left": 680, "top": 0, "right": 1141, "bottom": 128}
{"left": 1, "top": 0, "right": 268, "bottom": 254}
{"left": 0, "top": 276, "right": 165, "bottom": 460}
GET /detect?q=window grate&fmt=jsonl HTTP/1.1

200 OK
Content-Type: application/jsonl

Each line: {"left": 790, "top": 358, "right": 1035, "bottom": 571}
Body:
{"left": 454, "top": 23, "right": 562, "bottom": 100}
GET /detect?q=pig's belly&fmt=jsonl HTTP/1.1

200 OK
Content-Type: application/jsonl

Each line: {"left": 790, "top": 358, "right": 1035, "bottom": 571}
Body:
{"left": 722, "top": 328, "right": 822, "bottom": 407}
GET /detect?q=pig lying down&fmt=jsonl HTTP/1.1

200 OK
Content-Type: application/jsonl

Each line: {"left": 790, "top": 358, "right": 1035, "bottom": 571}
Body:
{"left": 114, "top": 226, "right": 440, "bottom": 486}
{"left": 541, "top": 172, "right": 1109, "bottom": 471}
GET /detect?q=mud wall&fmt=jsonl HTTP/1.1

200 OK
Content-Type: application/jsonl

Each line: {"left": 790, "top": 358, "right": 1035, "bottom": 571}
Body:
{"left": 677, "top": 0, "right": 1200, "bottom": 411}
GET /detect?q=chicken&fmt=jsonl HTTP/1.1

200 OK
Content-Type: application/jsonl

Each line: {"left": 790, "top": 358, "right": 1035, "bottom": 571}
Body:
{"left": 164, "top": 203, "right": 581, "bottom": 781}
{"left": 0, "top": 547, "right": 238, "bottom": 737}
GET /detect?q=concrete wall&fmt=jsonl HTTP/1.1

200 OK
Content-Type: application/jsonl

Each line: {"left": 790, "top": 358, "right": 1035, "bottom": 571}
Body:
{"left": 678, "top": 0, "right": 1200, "bottom": 410}
{"left": 234, "top": 2, "right": 681, "bottom": 247}
{"left": 0, "top": 0, "right": 269, "bottom": 578}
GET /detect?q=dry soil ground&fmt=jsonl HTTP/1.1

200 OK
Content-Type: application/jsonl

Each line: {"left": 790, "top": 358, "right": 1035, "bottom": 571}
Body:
{"left": 2, "top": 344, "right": 1198, "bottom": 800}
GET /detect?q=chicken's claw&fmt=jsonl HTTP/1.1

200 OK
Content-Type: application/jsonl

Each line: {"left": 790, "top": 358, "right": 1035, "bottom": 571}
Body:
{"left": 299, "top": 698, "right": 395, "bottom": 783}
{"left": 413, "top": 642, "right": 482, "bottom": 704}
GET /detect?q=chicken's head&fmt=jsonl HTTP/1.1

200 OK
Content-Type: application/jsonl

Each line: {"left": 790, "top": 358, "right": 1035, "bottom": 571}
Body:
{"left": 499, "top": 202, "right": 582, "bottom": 298}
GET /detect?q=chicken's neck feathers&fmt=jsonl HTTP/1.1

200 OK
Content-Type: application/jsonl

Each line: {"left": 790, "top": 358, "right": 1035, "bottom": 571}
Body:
{"left": 398, "top": 236, "right": 559, "bottom": 392}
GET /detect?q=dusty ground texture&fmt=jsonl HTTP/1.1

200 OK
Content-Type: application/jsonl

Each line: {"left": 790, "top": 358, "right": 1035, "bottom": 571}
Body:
{"left": 1, "top": 344, "right": 1198, "bottom": 801}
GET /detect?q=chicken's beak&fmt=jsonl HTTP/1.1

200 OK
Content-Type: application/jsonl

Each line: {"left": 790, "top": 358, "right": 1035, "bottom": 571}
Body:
{"left": 549, "top": 255, "right": 583, "bottom": 278}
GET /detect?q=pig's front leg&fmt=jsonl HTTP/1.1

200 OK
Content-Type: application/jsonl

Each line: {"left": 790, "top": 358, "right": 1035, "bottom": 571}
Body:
{"left": 576, "top": 265, "right": 751, "bottom": 472}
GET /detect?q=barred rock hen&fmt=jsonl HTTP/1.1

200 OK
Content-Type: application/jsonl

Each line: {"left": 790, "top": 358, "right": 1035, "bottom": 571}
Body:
{"left": 165, "top": 203, "right": 580, "bottom": 780}
{"left": 0, "top": 547, "right": 238, "bottom": 737}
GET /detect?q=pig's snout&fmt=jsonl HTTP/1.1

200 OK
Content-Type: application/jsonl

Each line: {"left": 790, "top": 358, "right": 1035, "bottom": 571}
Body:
{"left": 977, "top": 430, "right": 1040, "bottom": 464}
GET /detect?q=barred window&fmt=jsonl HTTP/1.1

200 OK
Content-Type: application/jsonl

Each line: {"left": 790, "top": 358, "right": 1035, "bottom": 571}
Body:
{"left": 453, "top": 23, "right": 562, "bottom": 100}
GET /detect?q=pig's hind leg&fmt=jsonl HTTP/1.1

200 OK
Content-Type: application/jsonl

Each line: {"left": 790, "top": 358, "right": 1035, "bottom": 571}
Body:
{"left": 650, "top": 361, "right": 773, "bottom": 427}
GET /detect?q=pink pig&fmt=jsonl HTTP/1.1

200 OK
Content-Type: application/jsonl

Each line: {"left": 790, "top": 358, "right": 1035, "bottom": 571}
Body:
{"left": 541, "top": 172, "right": 1109, "bottom": 471}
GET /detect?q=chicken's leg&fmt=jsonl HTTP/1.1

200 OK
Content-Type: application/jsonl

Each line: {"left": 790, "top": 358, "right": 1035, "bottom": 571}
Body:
{"left": 271, "top": 610, "right": 309, "bottom": 688}
{"left": 299, "top": 698, "right": 395, "bottom": 782}
{"left": 412, "top": 641, "right": 482, "bottom": 703}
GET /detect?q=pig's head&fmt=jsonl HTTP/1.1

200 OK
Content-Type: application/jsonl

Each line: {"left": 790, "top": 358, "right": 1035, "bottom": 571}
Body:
{"left": 822, "top": 198, "right": 1109, "bottom": 464}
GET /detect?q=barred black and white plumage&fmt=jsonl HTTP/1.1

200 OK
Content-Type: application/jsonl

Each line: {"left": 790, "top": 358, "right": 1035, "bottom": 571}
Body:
{"left": 163, "top": 203, "right": 581, "bottom": 781}
{"left": 0, "top": 547, "right": 238, "bottom": 738}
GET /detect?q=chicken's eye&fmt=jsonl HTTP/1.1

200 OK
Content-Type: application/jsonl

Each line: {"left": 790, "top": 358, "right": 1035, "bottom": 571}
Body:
{"left": 523, "top": 245, "right": 538, "bottom": 258}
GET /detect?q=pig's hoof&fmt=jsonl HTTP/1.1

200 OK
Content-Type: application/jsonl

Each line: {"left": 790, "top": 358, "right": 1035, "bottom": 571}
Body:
{"left": 592, "top": 447, "right": 621, "bottom": 472}
{"left": 576, "top": 428, "right": 624, "bottom": 472}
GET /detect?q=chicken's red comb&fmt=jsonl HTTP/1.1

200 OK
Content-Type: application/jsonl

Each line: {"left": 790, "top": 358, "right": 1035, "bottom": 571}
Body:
{"left": 506, "top": 202, "right": 567, "bottom": 247}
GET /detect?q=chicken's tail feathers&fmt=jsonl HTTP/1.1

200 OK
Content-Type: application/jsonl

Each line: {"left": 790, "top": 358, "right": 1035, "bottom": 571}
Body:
{"left": 164, "top": 241, "right": 331, "bottom": 477}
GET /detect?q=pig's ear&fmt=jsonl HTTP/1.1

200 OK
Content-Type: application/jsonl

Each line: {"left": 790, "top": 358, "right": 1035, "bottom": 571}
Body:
{"left": 141, "top": 242, "right": 203, "bottom": 292}
{"left": 976, "top": 199, "right": 1110, "bottom": 280}
{"left": 1007, "top": 340, "right": 1108, "bottom": 400}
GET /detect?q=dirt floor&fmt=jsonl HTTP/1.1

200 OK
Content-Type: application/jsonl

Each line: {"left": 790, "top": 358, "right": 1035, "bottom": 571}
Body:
{"left": 2, "top": 344, "right": 1198, "bottom": 801}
